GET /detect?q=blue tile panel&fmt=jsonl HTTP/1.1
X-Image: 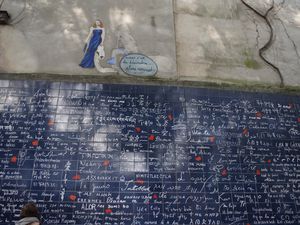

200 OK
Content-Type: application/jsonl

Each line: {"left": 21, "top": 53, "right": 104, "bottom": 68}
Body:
{"left": 0, "top": 80, "right": 299, "bottom": 225}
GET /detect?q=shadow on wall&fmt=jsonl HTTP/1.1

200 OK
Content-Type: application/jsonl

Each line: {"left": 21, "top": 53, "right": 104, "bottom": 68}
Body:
{"left": 0, "top": 0, "right": 176, "bottom": 76}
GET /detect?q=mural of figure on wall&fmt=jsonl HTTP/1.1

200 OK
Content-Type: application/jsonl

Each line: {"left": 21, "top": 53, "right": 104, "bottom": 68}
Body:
{"left": 79, "top": 20, "right": 105, "bottom": 68}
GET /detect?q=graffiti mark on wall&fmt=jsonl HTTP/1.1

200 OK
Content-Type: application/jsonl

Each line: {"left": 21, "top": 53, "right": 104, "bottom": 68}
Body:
{"left": 79, "top": 19, "right": 114, "bottom": 73}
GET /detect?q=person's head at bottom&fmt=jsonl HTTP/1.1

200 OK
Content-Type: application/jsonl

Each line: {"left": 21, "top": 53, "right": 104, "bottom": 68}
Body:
{"left": 16, "top": 203, "right": 40, "bottom": 225}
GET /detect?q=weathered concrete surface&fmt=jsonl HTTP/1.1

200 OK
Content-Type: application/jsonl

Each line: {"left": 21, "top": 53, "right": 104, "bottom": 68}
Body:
{"left": 0, "top": 0, "right": 176, "bottom": 78}
{"left": 176, "top": 0, "right": 300, "bottom": 86}
{"left": 1, "top": 0, "right": 300, "bottom": 88}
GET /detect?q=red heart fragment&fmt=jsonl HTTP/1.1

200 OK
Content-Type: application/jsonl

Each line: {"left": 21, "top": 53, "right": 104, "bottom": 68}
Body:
{"left": 69, "top": 194, "right": 77, "bottom": 201}
{"left": 72, "top": 174, "right": 81, "bottom": 181}
{"left": 102, "top": 160, "right": 110, "bottom": 167}
{"left": 135, "top": 127, "right": 142, "bottom": 133}
{"left": 148, "top": 135, "right": 156, "bottom": 141}
{"left": 105, "top": 208, "right": 112, "bottom": 214}
{"left": 135, "top": 178, "right": 145, "bottom": 185}
{"left": 256, "top": 169, "right": 261, "bottom": 176}
{"left": 195, "top": 156, "right": 202, "bottom": 162}
{"left": 32, "top": 140, "right": 39, "bottom": 146}
{"left": 221, "top": 168, "right": 228, "bottom": 177}
{"left": 256, "top": 112, "right": 263, "bottom": 118}
{"left": 10, "top": 156, "right": 17, "bottom": 163}
{"left": 152, "top": 194, "right": 158, "bottom": 199}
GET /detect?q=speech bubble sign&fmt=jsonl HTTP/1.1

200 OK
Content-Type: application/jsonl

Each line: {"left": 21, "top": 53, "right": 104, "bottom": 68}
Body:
{"left": 120, "top": 53, "right": 158, "bottom": 77}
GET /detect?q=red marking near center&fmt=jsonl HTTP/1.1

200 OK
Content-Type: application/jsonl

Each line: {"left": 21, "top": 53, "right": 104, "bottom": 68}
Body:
{"left": 242, "top": 128, "right": 249, "bottom": 136}
{"left": 32, "top": 140, "right": 39, "bottom": 146}
{"left": 72, "top": 174, "right": 81, "bottom": 181}
{"left": 48, "top": 119, "right": 55, "bottom": 126}
{"left": 256, "top": 112, "right": 263, "bottom": 118}
{"left": 135, "top": 178, "right": 145, "bottom": 185}
{"left": 221, "top": 168, "right": 228, "bottom": 177}
{"left": 102, "top": 160, "right": 110, "bottom": 167}
{"left": 148, "top": 135, "right": 156, "bottom": 141}
{"left": 69, "top": 194, "right": 77, "bottom": 201}
{"left": 135, "top": 127, "right": 142, "bottom": 133}
{"left": 297, "top": 117, "right": 300, "bottom": 123}
{"left": 10, "top": 156, "right": 17, "bottom": 163}
{"left": 195, "top": 156, "right": 202, "bottom": 162}
{"left": 105, "top": 208, "right": 112, "bottom": 214}
{"left": 167, "top": 114, "right": 173, "bottom": 121}
{"left": 209, "top": 136, "right": 215, "bottom": 143}
{"left": 152, "top": 194, "right": 158, "bottom": 199}
{"left": 256, "top": 169, "right": 261, "bottom": 176}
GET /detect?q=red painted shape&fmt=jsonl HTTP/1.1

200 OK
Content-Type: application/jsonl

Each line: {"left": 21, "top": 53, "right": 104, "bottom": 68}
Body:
{"left": 167, "top": 114, "right": 173, "bottom": 121}
{"left": 69, "top": 194, "right": 77, "bottom": 201}
{"left": 246, "top": 223, "right": 251, "bottom": 225}
{"left": 135, "top": 127, "right": 142, "bottom": 133}
{"left": 48, "top": 119, "right": 55, "bottom": 126}
{"left": 152, "top": 194, "right": 158, "bottom": 199}
{"left": 148, "top": 135, "right": 156, "bottom": 141}
{"left": 209, "top": 136, "right": 215, "bottom": 143}
{"left": 102, "top": 160, "right": 110, "bottom": 167}
{"left": 105, "top": 208, "right": 112, "bottom": 214}
{"left": 135, "top": 178, "right": 145, "bottom": 185}
{"left": 221, "top": 168, "right": 228, "bottom": 177}
{"left": 297, "top": 117, "right": 300, "bottom": 123}
{"left": 256, "top": 112, "right": 263, "bottom": 118}
{"left": 72, "top": 174, "right": 81, "bottom": 181}
{"left": 32, "top": 140, "right": 39, "bottom": 146}
{"left": 10, "top": 156, "right": 17, "bottom": 163}
{"left": 256, "top": 169, "right": 261, "bottom": 176}
{"left": 242, "top": 128, "right": 249, "bottom": 136}
{"left": 195, "top": 156, "right": 202, "bottom": 162}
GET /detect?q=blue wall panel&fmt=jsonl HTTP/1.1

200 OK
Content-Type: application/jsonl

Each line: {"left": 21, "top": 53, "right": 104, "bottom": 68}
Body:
{"left": 0, "top": 80, "right": 299, "bottom": 225}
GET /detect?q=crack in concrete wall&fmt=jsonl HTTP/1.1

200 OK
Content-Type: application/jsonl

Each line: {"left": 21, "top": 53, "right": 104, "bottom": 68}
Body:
{"left": 241, "top": 0, "right": 284, "bottom": 87}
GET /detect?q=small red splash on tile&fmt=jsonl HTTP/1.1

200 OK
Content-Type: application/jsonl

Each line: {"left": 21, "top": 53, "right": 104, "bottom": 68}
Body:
{"left": 105, "top": 208, "right": 112, "bottom": 214}
{"left": 255, "top": 112, "right": 263, "bottom": 118}
{"left": 195, "top": 156, "right": 202, "bottom": 162}
{"left": 69, "top": 194, "right": 77, "bottom": 201}
{"left": 135, "top": 178, "right": 145, "bottom": 185}
{"left": 152, "top": 194, "right": 158, "bottom": 199}
{"left": 256, "top": 169, "right": 261, "bottom": 176}
{"left": 10, "top": 156, "right": 17, "bottom": 163}
{"left": 148, "top": 135, "right": 156, "bottom": 141}
{"left": 135, "top": 127, "right": 142, "bottom": 133}
{"left": 167, "top": 114, "right": 173, "bottom": 121}
{"left": 48, "top": 119, "right": 55, "bottom": 126}
{"left": 72, "top": 174, "right": 81, "bottom": 181}
{"left": 221, "top": 168, "right": 228, "bottom": 177}
{"left": 32, "top": 140, "right": 39, "bottom": 146}
{"left": 102, "top": 160, "right": 110, "bottom": 167}
{"left": 242, "top": 128, "right": 249, "bottom": 136}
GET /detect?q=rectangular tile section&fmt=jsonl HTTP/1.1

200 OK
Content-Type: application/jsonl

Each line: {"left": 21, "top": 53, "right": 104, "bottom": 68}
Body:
{"left": 0, "top": 80, "right": 300, "bottom": 225}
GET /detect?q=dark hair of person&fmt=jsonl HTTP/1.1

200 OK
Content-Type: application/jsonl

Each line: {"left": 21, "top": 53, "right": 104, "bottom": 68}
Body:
{"left": 20, "top": 203, "right": 40, "bottom": 219}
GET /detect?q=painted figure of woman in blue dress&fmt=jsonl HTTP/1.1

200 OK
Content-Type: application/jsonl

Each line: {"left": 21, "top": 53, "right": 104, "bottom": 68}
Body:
{"left": 79, "top": 20, "right": 105, "bottom": 68}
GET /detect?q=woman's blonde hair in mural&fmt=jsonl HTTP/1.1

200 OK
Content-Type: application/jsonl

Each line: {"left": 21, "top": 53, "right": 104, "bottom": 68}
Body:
{"left": 93, "top": 20, "right": 104, "bottom": 28}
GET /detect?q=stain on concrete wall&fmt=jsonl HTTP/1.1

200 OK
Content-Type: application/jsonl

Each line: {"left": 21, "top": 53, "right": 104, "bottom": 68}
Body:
{"left": 1, "top": 0, "right": 300, "bottom": 87}
{"left": 176, "top": 0, "right": 300, "bottom": 86}
{"left": 0, "top": 0, "right": 176, "bottom": 78}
